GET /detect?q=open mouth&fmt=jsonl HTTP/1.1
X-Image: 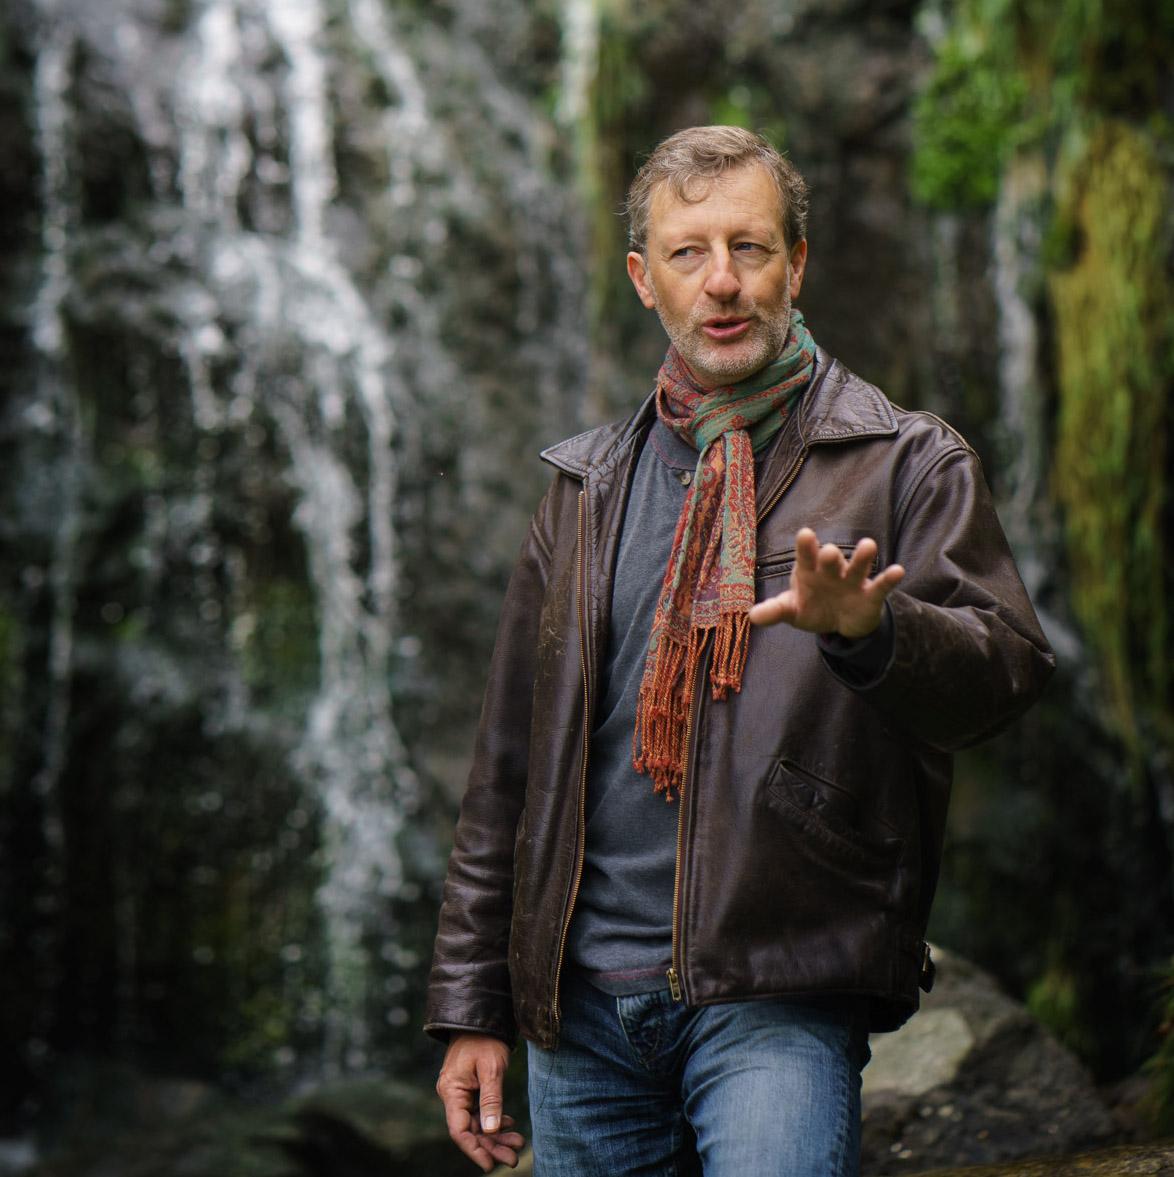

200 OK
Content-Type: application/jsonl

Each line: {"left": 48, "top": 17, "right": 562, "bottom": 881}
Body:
{"left": 702, "top": 317, "right": 752, "bottom": 341}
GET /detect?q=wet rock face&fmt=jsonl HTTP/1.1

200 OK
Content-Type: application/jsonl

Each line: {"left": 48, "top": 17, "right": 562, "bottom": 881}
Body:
{"left": 0, "top": 0, "right": 583, "bottom": 1106}
{"left": 861, "top": 946, "right": 1117, "bottom": 1173}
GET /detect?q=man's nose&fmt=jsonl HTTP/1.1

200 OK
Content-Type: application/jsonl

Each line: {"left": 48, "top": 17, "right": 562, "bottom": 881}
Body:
{"left": 703, "top": 249, "right": 741, "bottom": 300}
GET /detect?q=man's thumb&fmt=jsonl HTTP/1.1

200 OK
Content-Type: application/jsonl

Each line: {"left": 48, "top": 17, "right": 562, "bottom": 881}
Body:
{"left": 476, "top": 1055, "right": 504, "bottom": 1133}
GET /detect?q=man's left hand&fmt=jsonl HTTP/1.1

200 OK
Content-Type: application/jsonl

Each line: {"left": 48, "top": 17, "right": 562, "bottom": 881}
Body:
{"left": 747, "top": 528, "right": 904, "bottom": 637}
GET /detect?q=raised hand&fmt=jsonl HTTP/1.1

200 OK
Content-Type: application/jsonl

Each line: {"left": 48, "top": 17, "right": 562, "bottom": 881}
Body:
{"left": 436, "top": 1032, "right": 526, "bottom": 1171}
{"left": 747, "top": 528, "right": 905, "bottom": 638}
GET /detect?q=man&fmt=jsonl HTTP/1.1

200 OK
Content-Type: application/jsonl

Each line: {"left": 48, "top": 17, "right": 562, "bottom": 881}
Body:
{"left": 426, "top": 126, "right": 1054, "bottom": 1175}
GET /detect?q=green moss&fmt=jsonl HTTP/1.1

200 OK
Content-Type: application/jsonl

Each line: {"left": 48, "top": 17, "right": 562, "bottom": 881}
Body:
{"left": 1028, "top": 0, "right": 1174, "bottom": 116}
{"left": 910, "top": 28, "right": 1028, "bottom": 209}
{"left": 1049, "top": 120, "right": 1173, "bottom": 748}
{"left": 911, "top": 0, "right": 1174, "bottom": 210}
{"left": 1026, "top": 961, "right": 1095, "bottom": 1058}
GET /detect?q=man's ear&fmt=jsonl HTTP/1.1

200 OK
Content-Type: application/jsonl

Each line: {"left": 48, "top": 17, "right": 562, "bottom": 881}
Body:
{"left": 627, "top": 251, "right": 658, "bottom": 309}
{"left": 788, "top": 239, "right": 808, "bottom": 300}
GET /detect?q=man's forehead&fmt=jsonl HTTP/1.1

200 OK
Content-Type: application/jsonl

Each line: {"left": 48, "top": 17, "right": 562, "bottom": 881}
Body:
{"left": 647, "top": 165, "right": 784, "bottom": 239}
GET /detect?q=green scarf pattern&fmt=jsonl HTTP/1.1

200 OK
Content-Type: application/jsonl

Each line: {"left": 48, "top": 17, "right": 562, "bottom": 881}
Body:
{"left": 633, "top": 311, "right": 817, "bottom": 800}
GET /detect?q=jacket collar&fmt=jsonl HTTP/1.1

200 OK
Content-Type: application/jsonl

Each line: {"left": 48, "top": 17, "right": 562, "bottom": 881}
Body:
{"left": 797, "top": 348, "right": 898, "bottom": 444}
{"left": 540, "top": 347, "right": 897, "bottom": 479}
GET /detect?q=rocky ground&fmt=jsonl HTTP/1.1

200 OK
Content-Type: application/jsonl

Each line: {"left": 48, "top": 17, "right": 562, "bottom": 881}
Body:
{"left": 12, "top": 947, "right": 1166, "bottom": 1177}
{"left": 860, "top": 945, "right": 1120, "bottom": 1172}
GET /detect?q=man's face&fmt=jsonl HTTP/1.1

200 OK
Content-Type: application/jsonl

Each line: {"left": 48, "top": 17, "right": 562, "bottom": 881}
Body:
{"left": 627, "top": 165, "right": 807, "bottom": 389}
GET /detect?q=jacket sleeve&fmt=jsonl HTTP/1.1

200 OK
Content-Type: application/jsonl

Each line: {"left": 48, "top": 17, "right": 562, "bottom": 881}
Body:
{"left": 423, "top": 489, "right": 556, "bottom": 1047}
{"left": 823, "top": 444, "right": 1055, "bottom": 752}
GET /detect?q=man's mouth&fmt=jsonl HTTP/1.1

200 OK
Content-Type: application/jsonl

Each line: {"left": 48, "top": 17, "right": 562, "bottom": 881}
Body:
{"left": 701, "top": 317, "right": 752, "bottom": 341}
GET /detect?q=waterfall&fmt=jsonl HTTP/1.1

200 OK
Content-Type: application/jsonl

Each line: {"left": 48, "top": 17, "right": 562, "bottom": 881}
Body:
{"left": 557, "top": 0, "right": 600, "bottom": 128}
{"left": 991, "top": 152, "right": 1077, "bottom": 662}
{"left": 0, "top": 0, "right": 586, "bottom": 1092}
{"left": 5, "top": 0, "right": 587, "bottom": 1088}
{"left": 265, "top": 0, "right": 410, "bottom": 1070}
{"left": 992, "top": 153, "right": 1046, "bottom": 594}
{"left": 28, "top": 2, "right": 80, "bottom": 981}
{"left": 170, "top": 0, "right": 432, "bottom": 1070}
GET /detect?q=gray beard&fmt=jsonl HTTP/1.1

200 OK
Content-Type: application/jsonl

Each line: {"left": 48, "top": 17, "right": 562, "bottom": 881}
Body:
{"left": 656, "top": 295, "right": 792, "bottom": 386}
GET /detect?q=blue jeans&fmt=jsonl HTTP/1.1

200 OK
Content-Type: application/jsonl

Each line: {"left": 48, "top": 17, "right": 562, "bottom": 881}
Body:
{"left": 527, "top": 973, "right": 869, "bottom": 1177}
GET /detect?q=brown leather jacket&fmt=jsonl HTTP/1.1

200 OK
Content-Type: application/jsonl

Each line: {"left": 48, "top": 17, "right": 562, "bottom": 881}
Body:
{"left": 425, "top": 350, "right": 1055, "bottom": 1049}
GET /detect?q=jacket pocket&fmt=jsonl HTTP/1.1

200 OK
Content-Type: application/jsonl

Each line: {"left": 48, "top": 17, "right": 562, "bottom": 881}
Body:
{"left": 756, "top": 554, "right": 795, "bottom": 581}
{"left": 755, "top": 542, "right": 878, "bottom": 585}
{"left": 764, "top": 759, "right": 903, "bottom": 872}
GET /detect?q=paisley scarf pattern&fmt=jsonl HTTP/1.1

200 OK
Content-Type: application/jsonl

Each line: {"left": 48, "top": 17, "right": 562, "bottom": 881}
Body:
{"left": 633, "top": 311, "right": 816, "bottom": 800}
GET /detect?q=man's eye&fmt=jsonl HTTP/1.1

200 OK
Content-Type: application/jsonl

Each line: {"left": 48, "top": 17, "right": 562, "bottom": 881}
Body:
{"left": 733, "top": 242, "right": 762, "bottom": 252}
{"left": 672, "top": 246, "right": 696, "bottom": 258}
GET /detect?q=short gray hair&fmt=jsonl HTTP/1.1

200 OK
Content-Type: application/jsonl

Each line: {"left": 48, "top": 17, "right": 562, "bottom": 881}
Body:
{"left": 625, "top": 125, "right": 808, "bottom": 253}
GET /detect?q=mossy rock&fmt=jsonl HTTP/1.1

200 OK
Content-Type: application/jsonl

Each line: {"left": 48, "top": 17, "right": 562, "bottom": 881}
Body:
{"left": 911, "top": 1139, "right": 1174, "bottom": 1175}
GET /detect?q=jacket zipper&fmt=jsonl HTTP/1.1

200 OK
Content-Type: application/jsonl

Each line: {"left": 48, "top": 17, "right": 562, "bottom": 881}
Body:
{"left": 667, "top": 638, "right": 710, "bottom": 1002}
{"left": 552, "top": 489, "right": 592, "bottom": 1033}
{"left": 756, "top": 446, "right": 808, "bottom": 524}
{"left": 666, "top": 445, "right": 811, "bottom": 1004}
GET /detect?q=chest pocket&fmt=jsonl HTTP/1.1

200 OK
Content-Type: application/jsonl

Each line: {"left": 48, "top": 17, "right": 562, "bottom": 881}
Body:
{"left": 755, "top": 541, "right": 880, "bottom": 586}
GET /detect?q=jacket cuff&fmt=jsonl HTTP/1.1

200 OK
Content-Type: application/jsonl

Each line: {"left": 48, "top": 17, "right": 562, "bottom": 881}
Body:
{"left": 817, "top": 603, "right": 895, "bottom": 688}
{"left": 424, "top": 1020, "right": 517, "bottom": 1050}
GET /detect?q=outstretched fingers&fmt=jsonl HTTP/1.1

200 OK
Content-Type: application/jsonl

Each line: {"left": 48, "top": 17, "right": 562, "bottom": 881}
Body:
{"left": 868, "top": 562, "right": 906, "bottom": 597}
{"left": 843, "top": 538, "right": 878, "bottom": 586}
{"left": 793, "top": 527, "right": 821, "bottom": 571}
{"left": 749, "top": 530, "right": 904, "bottom": 634}
{"left": 747, "top": 588, "right": 796, "bottom": 627}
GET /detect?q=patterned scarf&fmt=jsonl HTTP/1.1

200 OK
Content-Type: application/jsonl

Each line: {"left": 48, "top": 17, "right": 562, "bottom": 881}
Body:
{"left": 633, "top": 311, "right": 816, "bottom": 800}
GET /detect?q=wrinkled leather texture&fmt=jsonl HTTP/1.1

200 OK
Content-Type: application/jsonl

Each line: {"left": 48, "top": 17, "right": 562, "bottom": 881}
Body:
{"left": 425, "top": 350, "right": 1055, "bottom": 1049}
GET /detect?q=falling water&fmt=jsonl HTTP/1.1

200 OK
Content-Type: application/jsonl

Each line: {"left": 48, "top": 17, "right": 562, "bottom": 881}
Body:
{"left": 991, "top": 151, "right": 1076, "bottom": 660}
{"left": 992, "top": 152, "right": 1047, "bottom": 594}
{"left": 5, "top": 0, "right": 588, "bottom": 1093}
{"left": 28, "top": 1, "right": 79, "bottom": 969}
{"left": 557, "top": 0, "right": 600, "bottom": 128}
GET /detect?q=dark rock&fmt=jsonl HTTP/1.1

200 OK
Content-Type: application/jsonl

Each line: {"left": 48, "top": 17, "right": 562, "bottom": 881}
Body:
{"left": 862, "top": 946, "right": 1116, "bottom": 1174}
{"left": 27, "top": 1076, "right": 471, "bottom": 1177}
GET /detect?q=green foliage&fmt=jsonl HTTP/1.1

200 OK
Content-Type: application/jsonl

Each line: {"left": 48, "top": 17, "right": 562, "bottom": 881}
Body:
{"left": 911, "top": 0, "right": 1174, "bottom": 210}
{"left": 1021, "top": 0, "right": 1174, "bottom": 115}
{"left": 910, "top": 24, "right": 1028, "bottom": 209}
{"left": 1026, "top": 961, "right": 1095, "bottom": 1058}
{"left": 1049, "top": 120, "right": 1173, "bottom": 748}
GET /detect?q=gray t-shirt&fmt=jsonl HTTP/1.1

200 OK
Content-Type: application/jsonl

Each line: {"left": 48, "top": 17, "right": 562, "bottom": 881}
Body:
{"left": 565, "top": 416, "right": 895, "bottom": 997}
{"left": 566, "top": 420, "right": 697, "bottom": 994}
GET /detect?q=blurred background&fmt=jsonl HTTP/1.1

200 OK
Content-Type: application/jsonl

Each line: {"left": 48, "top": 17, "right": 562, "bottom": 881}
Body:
{"left": 0, "top": 0, "right": 1171, "bottom": 1172}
